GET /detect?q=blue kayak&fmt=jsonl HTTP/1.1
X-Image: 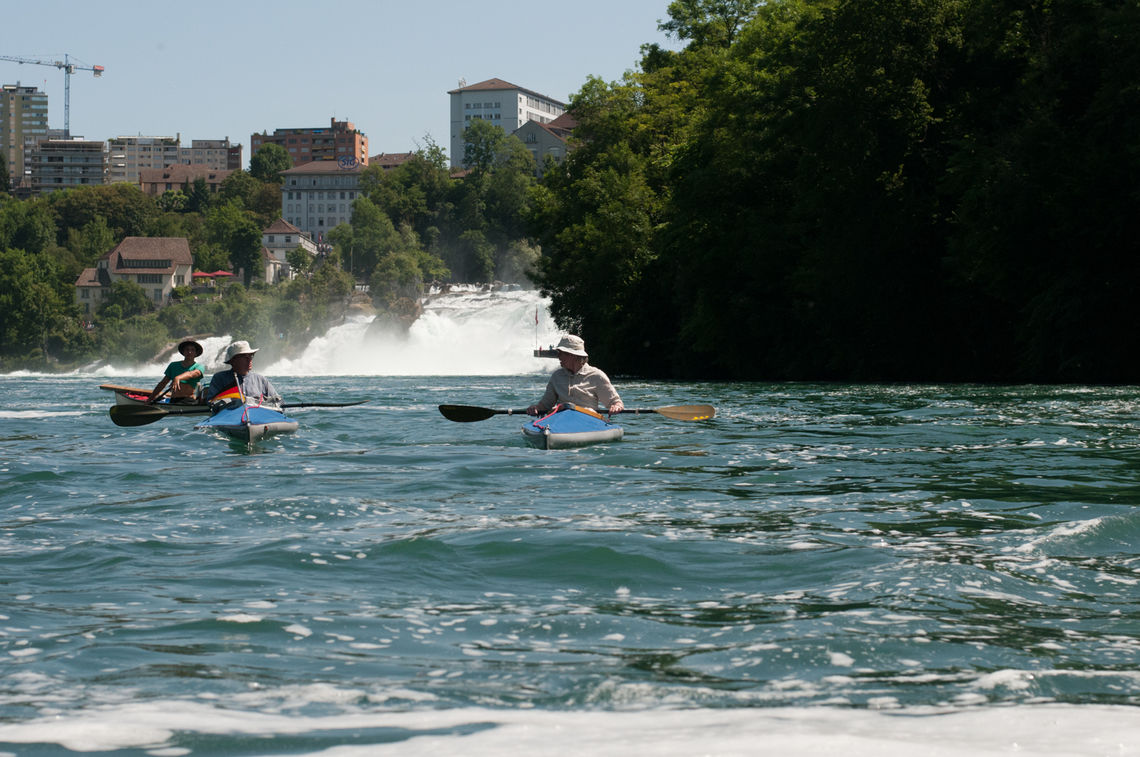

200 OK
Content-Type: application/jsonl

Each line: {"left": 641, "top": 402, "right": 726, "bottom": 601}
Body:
{"left": 195, "top": 402, "right": 298, "bottom": 443}
{"left": 522, "top": 405, "right": 623, "bottom": 450}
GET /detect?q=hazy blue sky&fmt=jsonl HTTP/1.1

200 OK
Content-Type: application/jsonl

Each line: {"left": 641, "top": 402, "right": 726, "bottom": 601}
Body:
{"left": 2, "top": 0, "right": 679, "bottom": 166}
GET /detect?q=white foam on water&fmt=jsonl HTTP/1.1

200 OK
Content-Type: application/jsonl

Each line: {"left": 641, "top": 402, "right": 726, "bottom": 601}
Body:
{"left": 0, "top": 702, "right": 1135, "bottom": 755}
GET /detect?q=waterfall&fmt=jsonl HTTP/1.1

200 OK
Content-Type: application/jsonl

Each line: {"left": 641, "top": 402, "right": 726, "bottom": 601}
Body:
{"left": 268, "top": 286, "right": 562, "bottom": 376}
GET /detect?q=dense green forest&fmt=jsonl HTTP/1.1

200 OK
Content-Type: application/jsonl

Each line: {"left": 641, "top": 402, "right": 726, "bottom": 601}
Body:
{"left": 530, "top": 0, "right": 1140, "bottom": 382}
{"left": 3, "top": 0, "right": 1138, "bottom": 381}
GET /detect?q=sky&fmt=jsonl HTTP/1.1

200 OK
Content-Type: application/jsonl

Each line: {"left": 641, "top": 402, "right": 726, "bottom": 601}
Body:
{"left": 2, "top": 0, "right": 680, "bottom": 168}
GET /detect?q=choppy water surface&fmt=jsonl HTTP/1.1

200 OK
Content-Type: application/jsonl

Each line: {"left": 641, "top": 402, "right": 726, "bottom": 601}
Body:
{"left": 1, "top": 375, "right": 1139, "bottom": 755}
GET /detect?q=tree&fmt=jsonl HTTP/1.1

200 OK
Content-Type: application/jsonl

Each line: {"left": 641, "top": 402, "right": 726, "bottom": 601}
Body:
{"left": 205, "top": 202, "right": 264, "bottom": 285}
{"left": 48, "top": 183, "right": 157, "bottom": 242}
{"left": 249, "top": 143, "right": 292, "bottom": 182}
{"left": 0, "top": 195, "right": 57, "bottom": 255}
{"left": 462, "top": 119, "right": 508, "bottom": 174}
{"left": 0, "top": 161, "right": 9, "bottom": 195}
{"left": 659, "top": 0, "right": 764, "bottom": 47}
{"left": 0, "top": 247, "right": 69, "bottom": 359}
{"left": 99, "top": 280, "right": 152, "bottom": 319}
{"left": 286, "top": 246, "right": 313, "bottom": 276}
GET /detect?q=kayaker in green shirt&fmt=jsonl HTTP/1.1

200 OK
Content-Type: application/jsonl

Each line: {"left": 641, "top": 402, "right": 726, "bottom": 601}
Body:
{"left": 146, "top": 339, "right": 205, "bottom": 404}
{"left": 527, "top": 335, "right": 624, "bottom": 416}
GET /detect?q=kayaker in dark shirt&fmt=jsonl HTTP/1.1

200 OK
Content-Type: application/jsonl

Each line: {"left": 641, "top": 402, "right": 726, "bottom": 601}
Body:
{"left": 527, "top": 335, "right": 623, "bottom": 416}
{"left": 205, "top": 340, "right": 282, "bottom": 404}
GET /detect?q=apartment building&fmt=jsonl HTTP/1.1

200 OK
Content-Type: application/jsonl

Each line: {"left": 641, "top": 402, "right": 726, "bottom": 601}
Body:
{"left": 108, "top": 135, "right": 242, "bottom": 184}
{"left": 448, "top": 78, "right": 566, "bottom": 168}
{"left": 24, "top": 137, "right": 107, "bottom": 193}
{"left": 179, "top": 138, "right": 241, "bottom": 170}
{"left": 1, "top": 84, "right": 49, "bottom": 189}
{"left": 279, "top": 159, "right": 363, "bottom": 242}
{"left": 251, "top": 118, "right": 368, "bottom": 169}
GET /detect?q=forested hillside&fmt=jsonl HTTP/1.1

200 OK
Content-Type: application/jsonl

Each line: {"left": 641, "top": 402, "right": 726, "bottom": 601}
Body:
{"left": 530, "top": 0, "right": 1140, "bottom": 381}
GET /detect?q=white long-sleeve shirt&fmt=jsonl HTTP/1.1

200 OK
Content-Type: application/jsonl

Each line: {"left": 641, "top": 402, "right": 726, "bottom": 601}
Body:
{"left": 534, "top": 363, "right": 620, "bottom": 414}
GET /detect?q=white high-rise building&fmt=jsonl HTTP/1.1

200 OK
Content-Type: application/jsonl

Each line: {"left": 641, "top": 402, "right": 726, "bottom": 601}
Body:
{"left": 448, "top": 78, "right": 566, "bottom": 169}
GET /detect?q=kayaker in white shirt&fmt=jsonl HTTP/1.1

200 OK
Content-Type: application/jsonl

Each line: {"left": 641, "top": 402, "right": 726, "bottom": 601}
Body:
{"left": 527, "top": 335, "right": 624, "bottom": 416}
{"left": 205, "top": 340, "right": 282, "bottom": 404}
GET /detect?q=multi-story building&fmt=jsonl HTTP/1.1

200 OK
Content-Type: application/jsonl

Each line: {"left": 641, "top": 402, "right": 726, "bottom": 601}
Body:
{"left": 280, "top": 159, "right": 363, "bottom": 242}
{"left": 74, "top": 237, "right": 194, "bottom": 314}
{"left": 1, "top": 84, "right": 49, "bottom": 190}
{"left": 251, "top": 118, "right": 368, "bottom": 169}
{"left": 448, "top": 77, "right": 566, "bottom": 168}
{"left": 24, "top": 136, "right": 107, "bottom": 193}
{"left": 108, "top": 136, "right": 242, "bottom": 184}
{"left": 179, "top": 138, "right": 241, "bottom": 170}
{"left": 107, "top": 136, "right": 180, "bottom": 184}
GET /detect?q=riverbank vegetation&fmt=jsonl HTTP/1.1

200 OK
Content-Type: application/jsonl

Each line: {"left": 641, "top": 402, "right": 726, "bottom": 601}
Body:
{"left": 531, "top": 0, "right": 1140, "bottom": 382}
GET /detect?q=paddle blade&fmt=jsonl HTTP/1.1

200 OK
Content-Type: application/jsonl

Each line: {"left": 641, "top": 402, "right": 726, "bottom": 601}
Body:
{"left": 655, "top": 404, "right": 716, "bottom": 421}
{"left": 108, "top": 404, "right": 213, "bottom": 427}
{"left": 438, "top": 404, "right": 498, "bottom": 422}
{"left": 618, "top": 404, "right": 716, "bottom": 421}
{"left": 108, "top": 405, "right": 169, "bottom": 427}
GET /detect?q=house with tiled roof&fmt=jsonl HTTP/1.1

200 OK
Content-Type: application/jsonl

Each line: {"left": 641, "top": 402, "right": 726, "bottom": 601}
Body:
{"left": 369, "top": 152, "right": 415, "bottom": 171}
{"left": 448, "top": 77, "right": 566, "bottom": 168}
{"left": 138, "top": 165, "right": 234, "bottom": 197}
{"left": 262, "top": 218, "right": 317, "bottom": 283}
{"left": 74, "top": 237, "right": 194, "bottom": 314}
{"left": 513, "top": 112, "right": 578, "bottom": 176}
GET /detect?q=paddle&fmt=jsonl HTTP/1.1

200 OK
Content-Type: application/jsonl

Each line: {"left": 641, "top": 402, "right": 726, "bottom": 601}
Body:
{"left": 109, "top": 400, "right": 369, "bottom": 427}
{"left": 438, "top": 404, "right": 715, "bottom": 423}
{"left": 109, "top": 403, "right": 213, "bottom": 426}
{"left": 282, "top": 400, "right": 369, "bottom": 409}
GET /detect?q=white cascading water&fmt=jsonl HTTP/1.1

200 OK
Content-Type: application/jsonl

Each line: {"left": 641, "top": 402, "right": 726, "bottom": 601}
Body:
{"left": 268, "top": 286, "right": 562, "bottom": 376}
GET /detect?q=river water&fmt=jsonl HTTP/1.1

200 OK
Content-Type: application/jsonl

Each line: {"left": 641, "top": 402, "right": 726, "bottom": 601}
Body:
{"left": 0, "top": 289, "right": 1138, "bottom": 755}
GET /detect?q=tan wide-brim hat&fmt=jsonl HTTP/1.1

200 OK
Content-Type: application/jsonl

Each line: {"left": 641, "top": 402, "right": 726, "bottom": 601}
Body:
{"left": 178, "top": 339, "right": 204, "bottom": 357}
{"left": 223, "top": 340, "right": 259, "bottom": 364}
{"left": 555, "top": 335, "right": 588, "bottom": 357}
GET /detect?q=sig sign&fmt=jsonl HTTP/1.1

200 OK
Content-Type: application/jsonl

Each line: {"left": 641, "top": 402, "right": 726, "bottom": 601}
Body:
{"left": 337, "top": 156, "right": 358, "bottom": 170}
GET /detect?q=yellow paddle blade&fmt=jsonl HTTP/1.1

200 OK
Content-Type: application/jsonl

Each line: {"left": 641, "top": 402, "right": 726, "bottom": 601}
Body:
{"left": 653, "top": 404, "right": 716, "bottom": 421}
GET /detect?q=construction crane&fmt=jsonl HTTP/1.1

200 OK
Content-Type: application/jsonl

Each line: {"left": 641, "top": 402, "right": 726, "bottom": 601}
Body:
{"left": 0, "top": 53, "right": 104, "bottom": 135}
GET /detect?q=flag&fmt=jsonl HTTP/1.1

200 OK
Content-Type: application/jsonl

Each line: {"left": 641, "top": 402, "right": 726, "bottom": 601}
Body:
{"left": 535, "top": 306, "right": 539, "bottom": 326}
{"left": 214, "top": 385, "right": 242, "bottom": 401}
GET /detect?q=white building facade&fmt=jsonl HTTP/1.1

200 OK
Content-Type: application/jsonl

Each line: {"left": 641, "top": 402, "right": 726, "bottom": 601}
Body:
{"left": 448, "top": 78, "right": 566, "bottom": 168}
{"left": 280, "top": 160, "right": 362, "bottom": 242}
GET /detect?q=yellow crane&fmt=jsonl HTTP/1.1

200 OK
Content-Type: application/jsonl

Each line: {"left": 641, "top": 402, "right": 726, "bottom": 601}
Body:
{"left": 0, "top": 53, "right": 104, "bottom": 135}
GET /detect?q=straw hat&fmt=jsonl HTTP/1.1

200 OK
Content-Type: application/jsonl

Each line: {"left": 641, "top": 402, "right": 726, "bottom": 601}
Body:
{"left": 223, "top": 340, "right": 259, "bottom": 363}
{"left": 555, "top": 335, "right": 588, "bottom": 357}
